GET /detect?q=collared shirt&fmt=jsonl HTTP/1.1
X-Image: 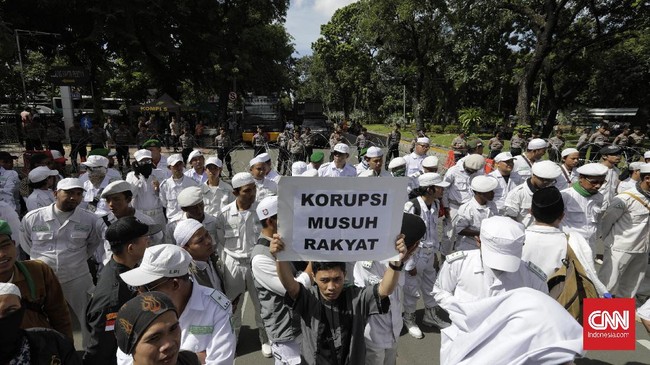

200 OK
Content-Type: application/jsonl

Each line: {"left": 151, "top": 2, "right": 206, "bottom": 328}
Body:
{"left": 0, "top": 166, "right": 19, "bottom": 211}
{"left": 512, "top": 154, "right": 534, "bottom": 178}
{"left": 488, "top": 169, "right": 523, "bottom": 212}
{"left": 617, "top": 178, "right": 638, "bottom": 194}
{"left": 98, "top": 210, "right": 159, "bottom": 265}
{"left": 266, "top": 170, "right": 281, "bottom": 184}
{"left": 560, "top": 186, "right": 604, "bottom": 248}
{"left": 126, "top": 169, "right": 167, "bottom": 212}
{"left": 555, "top": 165, "right": 578, "bottom": 192}
{"left": 78, "top": 168, "right": 122, "bottom": 185}
{"left": 254, "top": 177, "right": 278, "bottom": 202}
{"left": 19, "top": 204, "right": 104, "bottom": 283}
{"left": 202, "top": 180, "right": 235, "bottom": 217}
{"left": 184, "top": 168, "right": 208, "bottom": 184}
{"left": 216, "top": 201, "right": 261, "bottom": 259}
{"left": 453, "top": 198, "right": 498, "bottom": 251}
{"left": 503, "top": 180, "right": 535, "bottom": 227}
{"left": 82, "top": 176, "right": 115, "bottom": 215}
{"left": 0, "top": 201, "right": 21, "bottom": 242}
{"left": 159, "top": 175, "right": 199, "bottom": 221}
{"left": 404, "top": 152, "right": 426, "bottom": 177}
{"left": 521, "top": 225, "right": 568, "bottom": 277}
{"left": 317, "top": 162, "right": 357, "bottom": 177}
{"left": 598, "top": 166, "right": 620, "bottom": 209}
{"left": 26, "top": 189, "right": 55, "bottom": 212}
{"left": 442, "top": 164, "right": 482, "bottom": 207}
{"left": 599, "top": 186, "right": 650, "bottom": 253}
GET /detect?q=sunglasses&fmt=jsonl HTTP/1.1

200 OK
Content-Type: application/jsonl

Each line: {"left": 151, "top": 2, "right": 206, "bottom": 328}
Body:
{"left": 139, "top": 278, "right": 172, "bottom": 292}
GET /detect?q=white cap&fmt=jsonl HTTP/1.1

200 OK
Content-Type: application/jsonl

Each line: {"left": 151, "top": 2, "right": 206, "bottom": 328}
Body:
{"left": 101, "top": 180, "right": 132, "bottom": 198}
{"left": 561, "top": 148, "right": 579, "bottom": 158}
{"left": 291, "top": 161, "right": 308, "bottom": 176}
{"left": 177, "top": 186, "right": 203, "bottom": 207}
{"left": 644, "top": 151, "right": 650, "bottom": 159}
{"left": 422, "top": 156, "right": 439, "bottom": 168}
{"left": 249, "top": 156, "right": 264, "bottom": 167}
{"left": 471, "top": 175, "right": 498, "bottom": 193}
{"left": 120, "top": 244, "right": 192, "bottom": 286}
{"left": 205, "top": 156, "right": 223, "bottom": 168}
{"left": 494, "top": 152, "right": 515, "bottom": 163}
{"left": 188, "top": 150, "right": 203, "bottom": 162}
{"left": 388, "top": 157, "right": 406, "bottom": 169}
{"left": 464, "top": 154, "right": 486, "bottom": 170}
{"left": 56, "top": 178, "right": 85, "bottom": 191}
{"left": 333, "top": 143, "right": 350, "bottom": 154}
{"left": 576, "top": 163, "right": 608, "bottom": 176}
{"left": 641, "top": 163, "right": 650, "bottom": 174}
{"left": 527, "top": 138, "right": 547, "bottom": 150}
{"left": 365, "top": 146, "right": 383, "bottom": 158}
{"left": 231, "top": 172, "right": 255, "bottom": 189}
{"left": 0, "top": 282, "right": 21, "bottom": 298}
{"left": 28, "top": 166, "right": 58, "bottom": 183}
{"left": 302, "top": 169, "right": 319, "bottom": 177}
{"left": 167, "top": 154, "right": 184, "bottom": 167}
{"left": 258, "top": 152, "right": 271, "bottom": 162}
{"left": 418, "top": 172, "right": 450, "bottom": 188}
{"left": 256, "top": 196, "right": 278, "bottom": 221}
{"left": 134, "top": 149, "right": 152, "bottom": 162}
{"left": 416, "top": 137, "right": 430, "bottom": 145}
{"left": 629, "top": 161, "right": 644, "bottom": 171}
{"left": 480, "top": 216, "right": 525, "bottom": 272}
{"left": 531, "top": 161, "right": 562, "bottom": 179}
{"left": 82, "top": 155, "right": 108, "bottom": 168}
{"left": 173, "top": 219, "right": 204, "bottom": 247}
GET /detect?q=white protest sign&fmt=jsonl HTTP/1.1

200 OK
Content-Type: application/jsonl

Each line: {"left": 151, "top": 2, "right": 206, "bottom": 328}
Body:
{"left": 276, "top": 176, "right": 408, "bottom": 262}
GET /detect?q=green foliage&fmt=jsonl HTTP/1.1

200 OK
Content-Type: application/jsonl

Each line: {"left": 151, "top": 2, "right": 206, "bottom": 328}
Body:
{"left": 458, "top": 107, "right": 485, "bottom": 134}
{"left": 444, "top": 125, "right": 462, "bottom": 134}
{"left": 431, "top": 125, "right": 444, "bottom": 134}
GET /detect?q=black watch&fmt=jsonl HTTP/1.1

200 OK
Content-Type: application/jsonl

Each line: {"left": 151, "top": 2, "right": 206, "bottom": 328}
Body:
{"left": 389, "top": 262, "right": 404, "bottom": 271}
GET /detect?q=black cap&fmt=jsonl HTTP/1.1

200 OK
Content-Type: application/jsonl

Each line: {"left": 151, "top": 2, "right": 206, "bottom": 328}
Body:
{"left": 531, "top": 187, "right": 564, "bottom": 220}
{"left": 0, "top": 151, "right": 18, "bottom": 161}
{"left": 401, "top": 213, "right": 426, "bottom": 248}
{"left": 105, "top": 216, "right": 162, "bottom": 247}
{"left": 599, "top": 145, "right": 622, "bottom": 156}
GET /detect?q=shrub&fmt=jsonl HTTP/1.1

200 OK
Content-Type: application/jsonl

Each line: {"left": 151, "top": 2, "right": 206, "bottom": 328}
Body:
{"left": 444, "top": 124, "right": 461, "bottom": 134}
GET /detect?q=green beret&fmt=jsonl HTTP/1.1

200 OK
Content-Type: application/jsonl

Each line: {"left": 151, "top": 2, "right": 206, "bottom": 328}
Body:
{"left": 360, "top": 147, "right": 368, "bottom": 157}
{"left": 0, "top": 220, "right": 11, "bottom": 236}
{"left": 310, "top": 151, "right": 325, "bottom": 163}
{"left": 142, "top": 139, "right": 162, "bottom": 148}
{"left": 88, "top": 148, "right": 110, "bottom": 157}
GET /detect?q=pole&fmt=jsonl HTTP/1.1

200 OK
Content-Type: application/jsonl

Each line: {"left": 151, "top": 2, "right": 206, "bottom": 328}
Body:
{"left": 403, "top": 85, "right": 406, "bottom": 120}
{"left": 15, "top": 31, "right": 27, "bottom": 106}
{"left": 536, "top": 79, "right": 543, "bottom": 114}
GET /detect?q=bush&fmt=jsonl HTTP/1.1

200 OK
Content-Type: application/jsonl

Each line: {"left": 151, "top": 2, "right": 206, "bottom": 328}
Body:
{"left": 431, "top": 125, "right": 444, "bottom": 134}
{"left": 444, "top": 124, "right": 461, "bottom": 134}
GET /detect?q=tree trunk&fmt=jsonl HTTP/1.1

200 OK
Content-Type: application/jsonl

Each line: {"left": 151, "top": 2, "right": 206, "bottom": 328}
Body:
{"left": 542, "top": 72, "right": 558, "bottom": 138}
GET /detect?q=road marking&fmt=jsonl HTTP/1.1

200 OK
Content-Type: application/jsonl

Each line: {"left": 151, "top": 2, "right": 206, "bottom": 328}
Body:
{"left": 638, "top": 339, "right": 650, "bottom": 351}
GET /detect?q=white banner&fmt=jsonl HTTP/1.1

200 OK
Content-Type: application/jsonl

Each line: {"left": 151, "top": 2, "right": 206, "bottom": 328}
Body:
{"left": 276, "top": 176, "right": 408, "bottom": 262}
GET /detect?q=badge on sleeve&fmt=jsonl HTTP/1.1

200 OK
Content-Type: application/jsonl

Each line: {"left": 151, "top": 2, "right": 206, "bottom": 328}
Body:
{"left": 211, "top": 290, "right": 231, "bottom": 311}
{"left": 105, "top": 312, "right": 117, "bottom": 331}
{"left": 446, "top": 251, "right": 467, "bottom": 263}
{"left": 526, "top": 261, "right": 547, "bottom": 282}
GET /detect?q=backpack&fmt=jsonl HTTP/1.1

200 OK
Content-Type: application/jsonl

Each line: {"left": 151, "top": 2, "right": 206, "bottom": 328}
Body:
{"left": 547, "top": 244, "right": 599, "bottom": 324}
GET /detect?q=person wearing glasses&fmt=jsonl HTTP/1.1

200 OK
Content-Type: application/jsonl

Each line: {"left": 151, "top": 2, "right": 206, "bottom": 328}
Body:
{"left": 404, "top": 137, "right": 430, "bottom": 176}
{"left": 504, "top": 161, "right": 562, "bottom": 228}
{"left": 317, "top": 143, "right": 357, "bottom": 177}
{"left": 118, "top": 244, "right": 236, "bottom": 365}
{"left": 84, "top": 216, "right": 161, "bottom": 365}
{"left": 559, "top": 163, "right": 608, "bottom": 251}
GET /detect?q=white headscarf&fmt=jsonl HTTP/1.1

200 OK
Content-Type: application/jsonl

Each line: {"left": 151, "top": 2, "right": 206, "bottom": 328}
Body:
{"left": 173, "top": 219, "right": 203, "bottom": 247}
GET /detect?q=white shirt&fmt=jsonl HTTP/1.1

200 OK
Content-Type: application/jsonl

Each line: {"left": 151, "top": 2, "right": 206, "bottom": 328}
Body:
{"left": 19, "top": 204, "right": 104, "bottom": 283}
{"left": 354, "top": 260, "right": 404, "bottom": 349}
{"left": 0, "top": 167, "right": 19, "bottom": 211}
{"left": 560, "top": 186, "right": 604, "bottom": 248}
{"left": 555, "top": 165, "right": 578, "bottom": 191}
{"left": 266, "top": 170, "right": 281, "bottom": 184}
{"left": 521, "top": 225, "right": 568, "bottom": 277}
{"left": 512, "top": 154, "right": 534, "bottom": 179}
{"left": 453, "top": 198, "right": 498, "bottom": 251}
{"left": 488, "top": 169, "right": 523, "bottom": 212}
{"left": 165, "top": 212, "right": 218, "bottom": 246}
{"left": 503, "top": 180, "right": 535, "bottom": 227}
{"left": 599, "top": 187, "right": 650, "bottom": 253}
{"left": 442, "top": 164, "right": 483, "bottom": 207}
{"left": 617, "top": 178, "right": 637, "bottom": 194}
{"left": 79, "top": 168, "right": 122, "bottom": 184}
{"left": 82, "top": 175, "right": 116, "bottom": 215}
{"left": 404, "top": 197, "right": 440, "bottom": 250}
{"left": 599, "top": 166, "right": 620, "bottom": 209}
{"left": 216, "top": 201, "right": 261, "bottom": 259}
{"left": 317, "top": 162, "right": 357, "bottom": 177}
{"left": 26, "top": 189, "right": 55, "bottom": 212}
{"left": 254, "top": 177, "right": 278, "bottom": 202}
{"left": 184, "top": 168, "right": 208, "bottom": 184}
{"left": 159, "top": 175, "right": 199, "bottom": 221}
{"left": 0, "top": 201, "right": 21, "bottom": 243}
{"left": 126, "top": 169, "right": 167, "bottom": 212}
{"left": 355, "top": 161, "right": 369, "bottom": 175}
{"left": 202, "top": 180, "right": 235, "bottom": 217}
{"left": 117, "top": 283, "right": 235, "bottom": 365}
{"left": 404, "top": 152, "right": 426, "bottom": 176}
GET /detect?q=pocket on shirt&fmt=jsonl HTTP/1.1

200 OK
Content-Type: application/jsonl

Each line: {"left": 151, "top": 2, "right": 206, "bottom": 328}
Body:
{"left": 68, "top": 231, "right": 89, "bottom": 252}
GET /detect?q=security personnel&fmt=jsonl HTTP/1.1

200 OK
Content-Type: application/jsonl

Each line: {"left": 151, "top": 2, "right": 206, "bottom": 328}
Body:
{"left": 202, "top": 156, "right": 235, "bottom": 216}
{"left": 249, "top": 156, "right": 279, "bottom": 202}
{"left": 20, "top": 178, "right": 105, "bottom": 346}
{"left": 512, "top": 138, "right": 547, "bottom": 179}
{"left": 555, "top": 148, "right": 580, "bottom": 191}
{"left": 453, "top": 176, "right": 498, "bottom": 251}
{"left": 165, "top": 186, "right": 218, "bottom": 246}
{"left": 214, "top": 127, "right": 234, "bottom": 177}
{"left": 318, "top": 143, "right": 357, "bottom": 177}
{"left": 185, "top": 150, "right": 208, "bottom": 184}
{"left": 560, "top": 163, "right": 607, "bottom": 250}
{"left": 509, "top": 130, "right": 525, "bottom": 157}
{"left": 113, "top": 123, "right": 133, "bottom": 170}
{"left": 403, "top": 173, "right": 451, "bottom": 339}
{"left": 598, "top": 163, "right": 650, "bottom": 298}
{"left": 488, "top": 152, "right": 523, "bottom": 213}
{"left": 174, "top": 219, "right": 225, "bottom": 293}
{"left": 404, "top": 137, "right": 430, "bottom": 176}
{"left": 159, "top": 154, "right": 199, "bottom": 221}
{"left": 119, "top": 244, "right": 236, "bottom": 365}
{"left": 253, "top": 126, "right": 268, "bottom": 157}
{"left": 83, "top": 216, "right": 161, "bottom": 365}
{"left": 504, "top": 161, "right": 561, "bottom": 227}
{"left": 125, "top": 149, "right": 168, "bottom": 227}
{"left": 598, "top": 145, "right": 622, "bottom": 208}
{"left": 385, "top": 124, "right": 401, "bottom": 170}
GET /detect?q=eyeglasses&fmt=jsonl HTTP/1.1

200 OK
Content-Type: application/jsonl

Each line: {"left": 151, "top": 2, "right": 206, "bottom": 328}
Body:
{"left": 584, "top": 177, "right": 606, "bottom": 186}
{"left": 418, "top": 144, "right": 430, "bottom": 149}
{"left": 139, "top": 278, "right": 172, "bottom": 292}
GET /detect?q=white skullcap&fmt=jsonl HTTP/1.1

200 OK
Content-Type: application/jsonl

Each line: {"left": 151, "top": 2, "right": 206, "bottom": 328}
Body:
{"left": 101, "top": 180, "right": 132, "bottom": 198}
{"left": 256, "top": 196, "right": 278, "bottom": 221}
{"left": 494, "top": 152, "right": 515, "bottom": 163}
{"left": 641, "top": 163, "right": 650, "bottom": 174}
{"left": 134, "top": 149, "right": 152, "bottom": 162}
{"left": 531, "top": 161, "right": 562, "bottom": 179}
{"left": 173, "top": 219, "right": 204, "bottom": 247}
{"left": 422, "top": 156, "right": 439, "bottom": 168}
{"left": 249, "top": 156, "right": 264, "bottom": 167}
{"left": 576, "top": 163, "right": 608, "bottom": 176}
{"left": 167, "top": 154, "right": 184, "bottom": 167}
{"left": 205, "top": 156, "right": 223, "bottom": 168}
{"left": 188, "top": 150, "right": 203, "bottom": 162}
{"left": 418, "top": 172, "right": 450, "bottom": 188}
{"left": 463, "top": 154, "right": 486, "bottom": 170}
{"left": 644, "top": 151, "right": 650, "bottom": 159}
{"left": 629, "top": 161, "right": 644, "bottom": 171}
{"left": 258, "top": 153, "right": 271, "bottom": 162}
{"left": 0, "top": 282, "right": 21, "bottom": 298}
{"left": 231, "top": 172, "right": 255, "bottom": 189}
{"left": 416, "top": 137, "right": 430, "bottom": 145}
{"left": 388, "top": 157, "right": 406, "bottom": 169}
{"left": 561, "top": 148, "right": 579, "bottom": 158}
{"left": 480, "top": 216, "right": 525, "bottom": 272}
{"left": 177, "top": 186, "right": 203, "bottom": 208}
{"left": 333, "top": 143, "right": 350, "bottom": 154}
{"left": 471, "top": 176, "right": 498, "bottom": 193}
{"left": 527, "top": 138, "right": 547, "bottom": 150}
{"left": 302, "top": 169, "right": 319, "bottom": 177}
{"left": 291, "top": 161, "right": 308, "bottom": 176}
{"left": 365, "top": 146, "right": 383, "bottom": 158}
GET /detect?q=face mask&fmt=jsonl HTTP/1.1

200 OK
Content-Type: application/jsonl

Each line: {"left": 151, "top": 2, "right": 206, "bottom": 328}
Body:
{"left": 136, "top": 164, "right": 153, "bottom": 178}
{"left": 0, "top": 307, "right": 26, "bottom": 363}
{"left": 88, "top": 167, "right": 107, "bottom": 179}
{"left": 392, "top": 168, "right": 406, "bottom": 177}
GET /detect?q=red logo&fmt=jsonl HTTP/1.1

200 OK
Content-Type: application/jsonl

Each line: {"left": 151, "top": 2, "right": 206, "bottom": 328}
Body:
{"left": 583, "top": 298, "right": 636, "bottom": 350}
